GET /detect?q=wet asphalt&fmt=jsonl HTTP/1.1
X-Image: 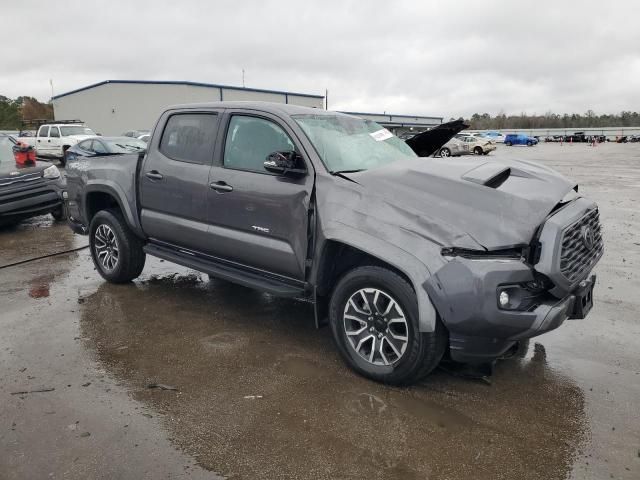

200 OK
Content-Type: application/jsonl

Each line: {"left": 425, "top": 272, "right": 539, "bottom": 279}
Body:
{"left": 1, "top": 143, "right": 639, "bottom": 479}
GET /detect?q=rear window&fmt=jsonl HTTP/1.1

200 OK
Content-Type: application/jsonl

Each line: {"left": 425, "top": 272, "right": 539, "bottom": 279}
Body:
{"left": 159, "top": 113, "right": 218, "bottom": 164}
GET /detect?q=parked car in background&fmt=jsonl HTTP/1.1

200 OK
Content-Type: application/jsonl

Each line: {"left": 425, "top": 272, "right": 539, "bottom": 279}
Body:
{"left": 0, "top": 134, "right": 66, "bottom": 227}
{"left": 66, "top": 102, "right": 602, "bottom": 385}
{"left": 122, "top": 130, "right": 150, "bottom": 138}
{"left": 65, "top": 137, "right": 147, "bottom": 163}
{"left": 18, "top": 121, "right": 96, "bottom": 166}
{"left": 565, "top": 132, "right": 588, "bottom": 143}
{"left": 138, "top": 134, "right": 151, "bottom": 143}
{"left": 481, "top": 131, "right": 505, "bottom": 143}
{"left": 436, "top": 134, "right": 496, "bottom": 157}
{"left": 504, "top": 134, "right": 538, "bottom": 146}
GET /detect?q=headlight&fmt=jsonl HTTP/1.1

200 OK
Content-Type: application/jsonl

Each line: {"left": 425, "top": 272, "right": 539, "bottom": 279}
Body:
{"left": 43, "top": 165, "right": 60, "bottom": 179}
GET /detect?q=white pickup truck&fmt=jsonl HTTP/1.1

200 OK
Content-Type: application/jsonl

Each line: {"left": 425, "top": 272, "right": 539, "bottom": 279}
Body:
{"left": 19, "top": 121, "right": 96, "bottom": 166}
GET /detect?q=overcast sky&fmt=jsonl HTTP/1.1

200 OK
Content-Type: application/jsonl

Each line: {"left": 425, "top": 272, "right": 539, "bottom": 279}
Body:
{"left": 2, "top": 0, "right": 639, "bottom": 118}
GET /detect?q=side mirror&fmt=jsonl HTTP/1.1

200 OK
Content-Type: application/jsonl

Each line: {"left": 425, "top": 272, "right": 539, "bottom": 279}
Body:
{"left": 264, "top": 151, "right": 306, "bottom": 176}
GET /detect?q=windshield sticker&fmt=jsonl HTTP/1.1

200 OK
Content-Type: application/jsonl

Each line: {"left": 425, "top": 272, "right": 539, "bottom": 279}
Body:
{"left": 370, "top": 129, "right": 394, "bottom": 142}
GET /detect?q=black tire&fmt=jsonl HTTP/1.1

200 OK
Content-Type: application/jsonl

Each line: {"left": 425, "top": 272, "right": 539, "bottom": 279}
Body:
{"left": 473, "top": 146, "right": 483, "bottom": 155}
{"left": 89, "top": 209, "right": 146, "bottom": 283}
{"left": 505, "top": 141, "right": 513, "bottom": 146}
{"left": 526, "top": 141, "right": 533, "bottom": 146}
{"left": 439, "top": 147, "right": 451, "bottom": 157}
{"left": 60, "top": 147, "right": 69, "bottom": 167}
{"left": 482, "top": 151, "right": 489, "bottom": 155}
{"left": 51, "top": 202, "right": 68, "bottom": 221}
{"left": 329, "top": 266, "right": 447, "bottom": 385}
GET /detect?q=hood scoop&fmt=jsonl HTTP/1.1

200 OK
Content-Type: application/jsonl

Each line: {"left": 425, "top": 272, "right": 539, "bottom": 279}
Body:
{"left": 462, "top": 163, "right": 511, "bottom": 189}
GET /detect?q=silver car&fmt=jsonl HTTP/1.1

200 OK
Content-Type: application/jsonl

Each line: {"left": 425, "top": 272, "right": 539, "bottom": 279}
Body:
{"left": 439, "top": 134, "right": 496, "bottom": 157}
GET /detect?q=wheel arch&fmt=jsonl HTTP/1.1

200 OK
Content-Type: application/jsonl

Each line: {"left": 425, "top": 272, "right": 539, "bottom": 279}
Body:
{"left": 83, "top": 183, "right": 143, "bottom": 237}
{"left": 312, "top": 231, "right": 439, "bottom": 332}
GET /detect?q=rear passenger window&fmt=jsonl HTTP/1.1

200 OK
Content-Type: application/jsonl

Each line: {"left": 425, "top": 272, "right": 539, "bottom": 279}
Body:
{"left": 224, "top": 116, "right": 295, "bottom": 173}
{"left": 159, "top": 113, "right": 218, "bottom": 164}
{"left": 50, "top": 127, "right": 60, "bottom": 138}
{"left": 38, "top": 126, "right": 49, "bottom": 137}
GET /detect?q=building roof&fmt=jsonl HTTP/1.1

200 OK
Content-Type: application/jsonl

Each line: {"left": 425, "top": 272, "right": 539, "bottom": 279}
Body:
{"left": 51, "top": 79, "right": 325, "bottom": 100}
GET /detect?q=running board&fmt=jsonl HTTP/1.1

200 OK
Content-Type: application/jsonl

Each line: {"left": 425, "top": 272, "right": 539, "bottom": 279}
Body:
{"left": 144, "top": 243, "right": 307, "bottom": 298}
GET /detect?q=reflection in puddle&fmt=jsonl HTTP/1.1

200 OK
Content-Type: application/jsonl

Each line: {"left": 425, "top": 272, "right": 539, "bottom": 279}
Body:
{"left": 79, "top": 273, "right": 588, "bottom": 480}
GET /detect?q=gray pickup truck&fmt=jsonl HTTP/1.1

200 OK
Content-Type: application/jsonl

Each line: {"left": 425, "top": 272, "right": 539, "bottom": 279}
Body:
{"left": 66, "top": 102, "right": 603, "bottom": 385}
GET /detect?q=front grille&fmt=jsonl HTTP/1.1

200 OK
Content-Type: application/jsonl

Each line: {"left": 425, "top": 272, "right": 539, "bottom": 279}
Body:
{"left": 560, "top": 208, "right": 603, "bottom": 282}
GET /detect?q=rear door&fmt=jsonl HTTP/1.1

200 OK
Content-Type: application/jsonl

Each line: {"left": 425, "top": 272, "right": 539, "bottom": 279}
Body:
{"left": 205, "top": 111, "right": 314, "bottom": 280}
{"left": 139, "top": 110, "right": 220, "bottom": 252}
{"left": 36, "top": 126, "right": 49, "bottom": 155}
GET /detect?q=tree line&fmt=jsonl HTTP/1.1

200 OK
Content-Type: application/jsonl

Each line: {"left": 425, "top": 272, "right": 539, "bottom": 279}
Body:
{"left": 461, "top": 110, "right": 640, "bottom": 130}
{"left": 0, "top": 96, "right": 53, "bottom": 129}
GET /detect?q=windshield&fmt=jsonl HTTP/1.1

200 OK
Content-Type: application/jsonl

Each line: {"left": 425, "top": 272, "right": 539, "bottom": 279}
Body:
{"left": 0, "top": 136, "right": 16, "bottom": 163}
{"left": 106, "top": 138, "right": 147, "bottom": 153}
{"left": 293, "top": 114, "right": 416, "bottom": 172}
{"left": 60, "top": 126, "right": 95, "bottom": 136}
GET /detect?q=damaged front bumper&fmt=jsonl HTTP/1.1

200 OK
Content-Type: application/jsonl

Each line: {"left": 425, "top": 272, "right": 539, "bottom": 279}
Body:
{"left": 424, "top": 256, "right": 596, "bottom": 364}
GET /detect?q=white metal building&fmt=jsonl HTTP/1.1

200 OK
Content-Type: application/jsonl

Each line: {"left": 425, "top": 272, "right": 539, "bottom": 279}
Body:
{"left": 51, "top": 80, "right": 325, "bottom": 135}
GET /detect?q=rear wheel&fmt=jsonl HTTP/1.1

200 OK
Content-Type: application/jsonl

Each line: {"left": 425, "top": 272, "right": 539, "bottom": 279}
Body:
{"left": 329, "top": 266, "right": 447, "bottom": 385}
{"left": 60, "top": 146, "right": 69, "bottom": 167}
{"left": 439, "top": 147, "right": 451, "bottom": 157}
{"left": 89, "top": 209, "right": 146, "bottom": 283}
{"left": 505, "top": 141, "right": 513, "bottom": 146}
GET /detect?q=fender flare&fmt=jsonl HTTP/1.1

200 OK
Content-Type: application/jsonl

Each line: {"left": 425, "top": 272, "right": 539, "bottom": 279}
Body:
{"left": 321, "top": 223, "right": 439, "bottom": 332}
{"left": 83, "top": 181, "right": 145, "bottom": 237}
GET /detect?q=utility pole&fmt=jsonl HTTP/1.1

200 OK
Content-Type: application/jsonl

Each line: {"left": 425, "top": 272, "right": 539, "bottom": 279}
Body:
{"left": 242, "top": 69, "right": 245, "bottom": 88}
{"left": 49, "top": 78, "right": 54, "bottom": 99}
{"left": 325, "top": 88, "right": 328, "bottom": 110}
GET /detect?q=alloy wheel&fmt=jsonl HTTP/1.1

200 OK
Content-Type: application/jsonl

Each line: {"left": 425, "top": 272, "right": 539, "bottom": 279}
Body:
{"left": 94, "top": 224, "right": 119, "bottom": 271}
{"left": 343, "top": 288, "right": 409, "bottom": 366}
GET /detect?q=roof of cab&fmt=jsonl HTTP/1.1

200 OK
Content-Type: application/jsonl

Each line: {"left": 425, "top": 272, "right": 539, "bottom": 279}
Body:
{"left": 164, "top": 101, "right": 341, "bottom": 117}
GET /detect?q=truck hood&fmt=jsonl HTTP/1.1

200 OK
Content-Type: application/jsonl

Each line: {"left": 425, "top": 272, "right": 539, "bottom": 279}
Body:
{"left": 348, "top": 156, "right": 576, "bottom": 250}
{"left": 67, "top": 135, "right": 93, "bottom": 142}
{"left": 404, "top": 119, "right": 469, "bottom": 157}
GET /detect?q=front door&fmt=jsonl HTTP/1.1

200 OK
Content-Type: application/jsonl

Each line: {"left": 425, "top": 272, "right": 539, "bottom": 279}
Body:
{"left": 205, "top": 112, "right": 314, "bottom": 280}
{"left": 139, "top": 111, "right": 220, "bottom": 252}
{"left": 36, "top": 125, "right": 49, "bottom": 155}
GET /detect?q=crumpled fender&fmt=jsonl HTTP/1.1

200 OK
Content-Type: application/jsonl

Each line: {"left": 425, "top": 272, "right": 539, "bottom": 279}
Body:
{"left": 322, "top": 220, "right": 440, "bottom": 332}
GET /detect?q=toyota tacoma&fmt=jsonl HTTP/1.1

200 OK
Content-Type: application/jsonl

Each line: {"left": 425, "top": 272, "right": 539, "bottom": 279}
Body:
{"left": 65, "top": 102, "right": 603, "bottom": 385}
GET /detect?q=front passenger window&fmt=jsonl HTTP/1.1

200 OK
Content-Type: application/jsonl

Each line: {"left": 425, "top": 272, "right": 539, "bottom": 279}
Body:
{"left": 224, "top": 116, "right": 295, "bottom": 173}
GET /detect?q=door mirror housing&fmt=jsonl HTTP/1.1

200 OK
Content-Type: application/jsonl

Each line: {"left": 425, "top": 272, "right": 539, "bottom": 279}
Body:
{"left": 264, "top": 151, "right": 306, "bottom": 176}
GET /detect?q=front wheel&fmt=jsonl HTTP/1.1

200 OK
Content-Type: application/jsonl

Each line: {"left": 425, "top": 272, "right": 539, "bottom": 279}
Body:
{"left": 526, "top": 141, "right": 533, "bottom": 146}
{"left": 329, "top": 266, "right": 447, "bottom": 385}
{"left": 439, "top": 147, "right": 451, "bottom": 157}
{"left": 89, "top": 209, "right": 146, "bottom": 283}
{"left": 473, "top": 146, "right": 483, "bottom": 155}
{"left": 51, "top": 202, "right": 68, "bottom": 221}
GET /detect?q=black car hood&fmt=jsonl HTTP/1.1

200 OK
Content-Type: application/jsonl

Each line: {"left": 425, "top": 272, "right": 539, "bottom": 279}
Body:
{"left": 0, "top": 161, "right": 49, "bottom": 183}
{"left": 404, "top": 119, "right": 469, "bottom": 157}
{"left": 348, "top": 156, "right": 576, "bottom": 250}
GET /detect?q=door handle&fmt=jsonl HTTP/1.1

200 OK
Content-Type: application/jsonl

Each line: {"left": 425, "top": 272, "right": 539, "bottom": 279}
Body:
{"left": 209, "top": 181, "right": 233, "bottom": 193}
{"left": 48, "top": 140, "right": 51, "bottom": 143}
{"left": 145, "top": 171, "right": 164, "bottom": 181}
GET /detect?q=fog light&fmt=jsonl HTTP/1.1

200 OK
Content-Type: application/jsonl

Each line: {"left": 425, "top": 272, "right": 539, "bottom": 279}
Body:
{"left": 499, "top": 291, "right": 510, "bottom": 307}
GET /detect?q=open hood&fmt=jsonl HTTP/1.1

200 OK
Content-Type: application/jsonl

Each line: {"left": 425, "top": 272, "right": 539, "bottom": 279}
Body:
{"left": 404, "top": 119, "right": 469, "bottom": 157}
